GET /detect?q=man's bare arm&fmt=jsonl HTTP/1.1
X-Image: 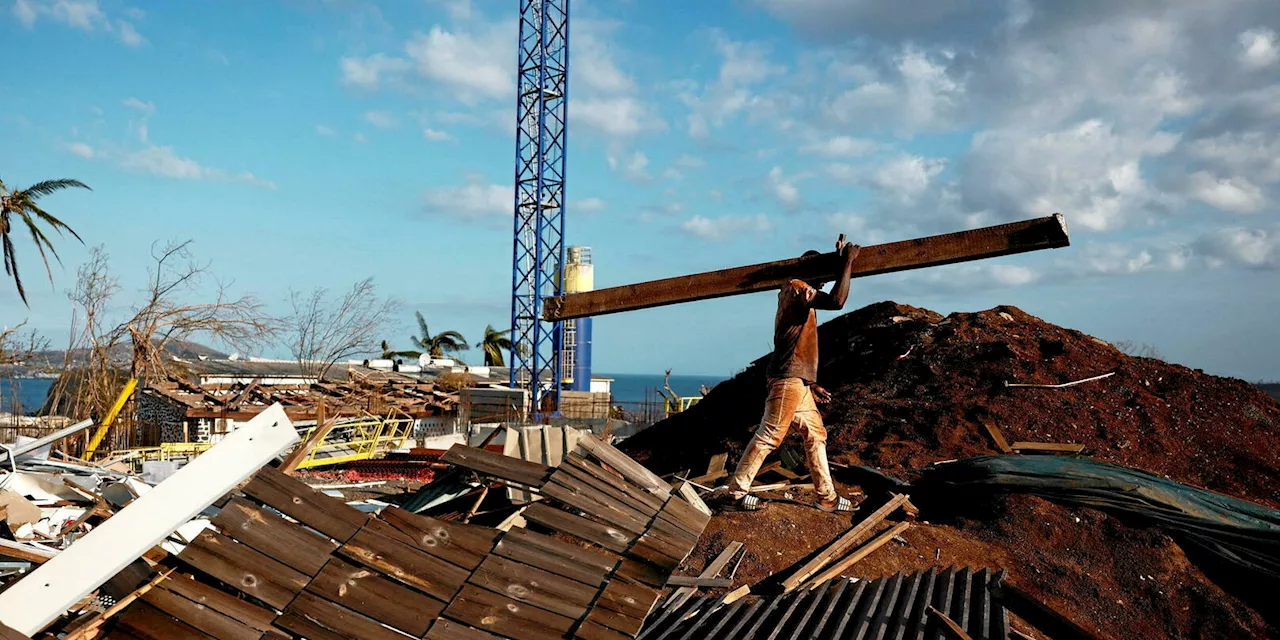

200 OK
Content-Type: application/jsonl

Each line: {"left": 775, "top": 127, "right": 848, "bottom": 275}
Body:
{"left": 813, "top": 240, "right": 860, "bottom": 310}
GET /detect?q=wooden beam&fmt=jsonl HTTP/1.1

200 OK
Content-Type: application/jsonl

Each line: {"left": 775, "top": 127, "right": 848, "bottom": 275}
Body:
{"left": 982, "top": 420, "right": 1014, "bottom": 454}
{"left": 665, "top": 576, "right": 733, "bottom": 588}
{"left": 0, "top": 404, "right": 298, "bottom": 636}
{"left": 802, "top": 521, "right": 912, "bottom": 589}
{"left": 928, "top": 606, "right": 975, "bottom": 640}
{"left": 279, "top": 404, "right": 333, "bottom": 475}
{"left": 1010, "top": 442, "right": 1086, "bottom": 454}
{"left": 780, "top": 493, "right": 909, "bottom": 592}
{"left": 544, "top": 214, "right": 1069, "bottom": 320}
{"left": 991, "top": 582, "right": 1110, "bottom": 640}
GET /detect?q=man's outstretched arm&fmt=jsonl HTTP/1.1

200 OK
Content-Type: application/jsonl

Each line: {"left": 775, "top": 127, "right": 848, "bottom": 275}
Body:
{"left": 813, "top": 239, "right": 860, "bottom": 310}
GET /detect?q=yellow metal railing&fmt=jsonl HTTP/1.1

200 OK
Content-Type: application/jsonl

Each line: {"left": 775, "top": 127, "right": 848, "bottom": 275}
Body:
{"left": 109, "top": 413, "right": 415, "bottom": 470}
{"left": 663, "top": 396, "right": 702, "bottom": 417}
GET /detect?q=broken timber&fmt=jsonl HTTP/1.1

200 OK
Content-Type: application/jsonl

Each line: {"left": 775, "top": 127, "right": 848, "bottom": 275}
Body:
{"left": 543, "top": 214, "right": 1069, "bottom": 321}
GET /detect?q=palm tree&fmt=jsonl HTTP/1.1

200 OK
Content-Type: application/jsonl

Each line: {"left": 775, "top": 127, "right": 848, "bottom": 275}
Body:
{"left": 475, "top": 325, "right": 513, "bottom": 366}
{"left": 410, "top": 311, "right": 469, "bottom": 358}
{"left": 379, "top": 340, "right": 422, "bottom": 361}
{"left": 1, "top": 178, "right": 90, "bottom": 305}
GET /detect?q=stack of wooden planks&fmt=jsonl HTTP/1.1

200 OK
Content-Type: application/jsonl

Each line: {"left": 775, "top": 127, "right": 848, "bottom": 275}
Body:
{"left": 102, "top": 433, "right": 710, "bottom": 639}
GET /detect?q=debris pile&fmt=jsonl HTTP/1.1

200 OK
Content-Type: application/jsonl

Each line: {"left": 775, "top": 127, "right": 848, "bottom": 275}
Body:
{"left": 623, "top": 301, "right": 1280, "bottom": 507}
{"left": 620, "top": 301, "right": 1280, "bottom": 638}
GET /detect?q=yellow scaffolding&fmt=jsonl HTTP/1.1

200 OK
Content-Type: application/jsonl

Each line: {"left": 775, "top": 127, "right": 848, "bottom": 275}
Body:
{"left": 111, "top": 412, "right": 416, "bottom": 470}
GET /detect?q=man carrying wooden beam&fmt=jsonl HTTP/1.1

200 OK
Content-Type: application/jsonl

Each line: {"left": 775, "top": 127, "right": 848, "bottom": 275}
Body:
{"left": 709, "top": 235, "right": 861, "bottom": 514}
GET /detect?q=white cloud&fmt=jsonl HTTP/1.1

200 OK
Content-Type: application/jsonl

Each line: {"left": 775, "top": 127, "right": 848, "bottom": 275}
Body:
{"left": 1238, "top": 28, "right": 1279, "bottom": 70}
{"left": 51, "top": 0, "right": 102, "bottom": 30}
{"left": 681, "top": 214, "right": 771, "bottom": 241}
{"left": 427, "top": 0, "right": 472, "bottom": 21}
{"left": 675, "top": 154, "right": 705, "bottom": 169}
{"left": 823, "top": 46, "right": 963, "bottom": 135}
{"left": 423, "top": 180, "right": 512, "bottom": 221}
{"left": 801, "top": 136, "right": 878, "bottom": 158}
{"left": 65, "top": 142, "right": 95, "bottom": 159}
{"left": 1195, "top": 226, "right": 1280, "bottom": 269}
{"left": 422, "top": 128, "right": 452, "bottom": 142}
{"left": 119, "top": 146, "right": 275, "bottom": 189}
{"left": 354, "top": 133, "right": 368, "bottom": 144}
{"left": 339, "top": 54, "right": 409, "bottom": 90}
{"left": 315, "top": 125, "right": 336, "bottom": 136}
{"left": 680, "top": 32, "right": 786, "bottom": 137}
{"left": 610, "top": 151, "right": 651, "bottom": 183}
{"left": 13, "top": 0, "right": 36, "bottom": 27}
{"left": 363, "top": 110, "right": 399, "bottom": 129}
{"left": 767, "top": 166, "right": 802, "bottom": 210}
{"left": 404, "top": 25, "right": 513, "bottom": 101}
{"left": 573, "top": 197, "right": 607, "bottom": 213}
{"left": 116, "top": 19, "right": 143, "bottom": 46}
{"left": 663, "top": 167, "right": 683, "bottom": 182}
{"left": 122, "top": 97, "right": 155, "bottom": 115}
{"left": 574, "top": 30, "right": 636, "bottom": 95}
{"left": 576, "top": 97, "right": 665, "bottom": 138}
{"left": 873, "top": 154, "right": 946, "bottom": 202}
{"left": 1188, "top": 172, "right": 1266, "bottom": 213}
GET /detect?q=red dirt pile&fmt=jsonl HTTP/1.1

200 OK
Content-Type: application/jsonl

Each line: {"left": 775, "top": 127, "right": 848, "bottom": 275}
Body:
{"left": 622, "top": 301, "right": 1280, "bottom": 508}
{"left": 622, "top": 301, "right": 1280, "bottom": 639}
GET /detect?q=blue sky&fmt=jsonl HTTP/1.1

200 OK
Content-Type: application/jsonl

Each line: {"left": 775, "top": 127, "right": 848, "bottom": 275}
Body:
{"left": 2, "top": 0, "right": 1279, "bottom": 381}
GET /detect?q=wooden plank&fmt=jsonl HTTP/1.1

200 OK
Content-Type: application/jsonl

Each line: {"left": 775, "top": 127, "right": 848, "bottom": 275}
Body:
{"left": 177, "top": 530, "right": 309, "bottom": 610}
{"left": 376, "top": 507, "right": 498, "bottom": 570}
{"left": 781, "top": 493, "right": 909, "bottom": 592}
{"left": 542, "top": 472, "right": 651, "bottom": 535}
{"left": 677, "top": 482, "right": 712, "bottom": 519}
{"left": 139, "top": 586, "right": 260, "bottom": 640}
{"left": 338, "top": 527, "right": 470, "bottom": 602}
{"left": 615, "top": 557, "right": 667, "bottom": 589}
{"left": 522, "top": 502, "right": 635, "bottom": 553}
{"left": 278, "top": 591, "right": 410, "bottom": 640}
{"left": 62, "top": 569, "right": 180, "bottom": 640}
{"left": 493, "top": 527, "right": 616, "bottom": 587}
{"left": 577, "top": 433, "right": 672, "bottom": 498}
{"left": 654, "top": 505, "right": 704, "bottom": 541}
{"left": 928, "top": 606, "right": 975, "bottom": 640}
{"left": 667, "top": 541, "right": 742, "bottom": 609}
{"left": 424, "top": 618, "right": 505, "bottom": 640}
{"left": 648, "top": 513, "right": 700, "bottom": 549}
{"left": 980, "top": 420, "right": 1013, "bottom": 454}
{"left": 306, "top": 557, "right": 443, "bottom": 637}
{"left": 443, "top": 584, "right": 575, "bottom": 640}
{"left": 278, "top": 413, "right": 337, "bottom": 474}
{"left": 441, "top": 445, "right": 551, "bottom": 488}
{"left": 563, "top": 453, "right": 666, "bottom": 513}
{"left": 628, "top": 534, "right": 685, "bottom": 570}
{"left": 467, "top": 554, "right": 597, "bottom": 619}
{"left": 241, "top": 466, "right": 366, "bottom": 542}
{"left": 117, "top": 601, "right": 214, "bottom": 640}
{"left": 595, "top": 578, "right": 659, "bottom": 620}
{"left": 159, "top": 573, "right": 276, "bottom": 633}
{"left": 665, "top": 576, "right": 732, "bottom": 588}
{"left": 659, "top": 493, "right": 711, "bottom": 533}
{"left": 583, "top": 604, "right": 645, "bottom": 636}
{"left": 0, "top": 538, "right": 56, "bottom": 564}
{"left": 804, "top": 521, "right": 913, "bottom": 588}
{"left": 1010, "top": 442, "right": 1086, "bottom": 454}
{"left": 544, "top": 215, "right": 1070, "bottom": 320}
{"left": 559, "top": 458, "right": 662, "bottom": 517}
{"left": 211, "top": 497, "right": 337, "bottom": 576}
{"left": 689, "top": 453, "right": 728, "bottom": 485}
{"left": 0, "top": 622, "right": 29, "bottom": 640}
{"left": 0, "top": 405, "right": 300, "bottom": 636}
{"left": 576, "top": 620, "right": 634, "bottom": 640}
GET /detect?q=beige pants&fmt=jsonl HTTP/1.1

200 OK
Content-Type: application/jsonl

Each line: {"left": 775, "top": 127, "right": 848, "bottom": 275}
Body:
{"left": 728, "top": 377, "right": 836, "bottom": 500}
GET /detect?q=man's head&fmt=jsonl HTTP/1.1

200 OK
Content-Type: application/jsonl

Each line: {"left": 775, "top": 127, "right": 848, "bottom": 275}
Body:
{"left": 802, "top": 249, "right": 828, "bottom": 289}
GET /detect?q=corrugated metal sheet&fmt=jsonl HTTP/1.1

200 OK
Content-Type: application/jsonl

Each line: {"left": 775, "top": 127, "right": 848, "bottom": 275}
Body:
{"left": 638, "top": 566, "right": 1007, "bottom": 640}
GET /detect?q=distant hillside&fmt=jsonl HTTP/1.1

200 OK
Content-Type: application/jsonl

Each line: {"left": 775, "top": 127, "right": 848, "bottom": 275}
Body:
{"left": 1259, "top": 383, "right": 1280, "bottom": 401}
{"left": 4, "top": 338, "right": 229, "bottom": 374}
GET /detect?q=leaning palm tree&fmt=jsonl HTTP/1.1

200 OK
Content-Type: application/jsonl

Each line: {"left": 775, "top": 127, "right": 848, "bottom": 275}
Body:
{"left": 410, "top": 311, "right": 469, "bottom": 358}
{"left": 379, "top": 340, "right": 422, "bottom": 361}
{"left": 1, "top": 177, "right": 90, "bottom": 305}
{"left": 475, "top": 325, "right": 513, "bottom": 367}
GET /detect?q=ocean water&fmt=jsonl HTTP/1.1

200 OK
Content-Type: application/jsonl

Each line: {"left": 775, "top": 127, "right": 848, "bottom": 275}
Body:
{"left": 0, "top": 378, "right": 54, "bottom": 414}
{"left": 602, "top": 372, "right": 729, "bottom": 404}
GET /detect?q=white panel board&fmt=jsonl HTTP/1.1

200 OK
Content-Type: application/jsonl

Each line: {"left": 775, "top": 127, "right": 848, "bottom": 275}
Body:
{"left": 0, "top": 404, "right": 298, "bottom": 635}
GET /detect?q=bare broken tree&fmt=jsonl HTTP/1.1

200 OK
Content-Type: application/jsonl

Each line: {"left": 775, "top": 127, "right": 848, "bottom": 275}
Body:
{"left": 50, "top": 243, "right": 278, "bottom": 441}
{"left": 285, "top": 278, "right": 399, "bottom": 381}
{"left": 0, "top": 321, "right": 48, "bottom": 366}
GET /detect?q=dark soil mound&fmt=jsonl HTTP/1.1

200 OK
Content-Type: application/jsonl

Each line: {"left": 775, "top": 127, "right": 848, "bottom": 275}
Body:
{"left": 621, "top": 301, "right": 1280, "bottom": 508}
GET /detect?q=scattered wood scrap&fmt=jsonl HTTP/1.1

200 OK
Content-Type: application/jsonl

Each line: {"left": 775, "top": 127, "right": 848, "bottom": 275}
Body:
{"left": 982, "top": 419, "right": 1014, "bottom": 454}
{"left": 666, "top": 541, "right": 743, "bottom": 607}
{"left": 1005, "top": 371, "right": 1115, "bottom": 389}
{"left": 781, "top": 493, "right": 911, "bottom": 592}
{"left": 665, "top": 577, "right": 733, "bottom": 588}
{"left": 929, "top": 605, "right": 975, "bottom": 640}
{"left": 1011, "top": 442, "right": 1086, "bottom": 454}
{"left": 690, "top": 453, "right": 728, "bottom": 485}
{"left": 992, "top": 581, "right": 1110, "bottom": 640}
{"left": 803, "top": 520, "right": 911, "bottom": 588}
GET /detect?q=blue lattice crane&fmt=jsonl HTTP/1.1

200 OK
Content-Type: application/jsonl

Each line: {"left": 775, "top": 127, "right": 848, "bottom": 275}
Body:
{"left": 509, "top": 0, "right": 570, "bottom": 417}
